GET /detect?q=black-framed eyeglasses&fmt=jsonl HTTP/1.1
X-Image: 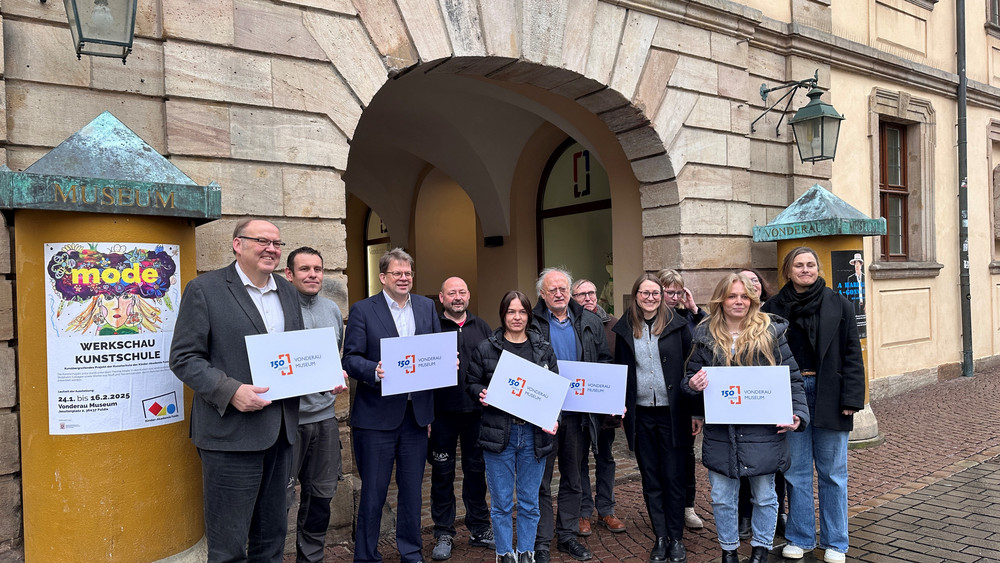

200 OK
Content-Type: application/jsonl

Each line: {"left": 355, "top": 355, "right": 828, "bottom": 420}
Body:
{"left": 638, "top": 290, "right": 661, "bottom": 299}
{"left": 237, "top": 236, "right": 286, "bottom": 248}
{"left": 572, "top": 291, "right": 597, "bottom": 298}
{"left": 663, "top": 290, "right": 684, "bottom": 298}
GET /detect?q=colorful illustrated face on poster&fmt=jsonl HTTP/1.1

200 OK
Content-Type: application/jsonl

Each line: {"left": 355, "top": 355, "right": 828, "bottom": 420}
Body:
{"left": 46, "top": 243, "right": 179, "bottom": 336}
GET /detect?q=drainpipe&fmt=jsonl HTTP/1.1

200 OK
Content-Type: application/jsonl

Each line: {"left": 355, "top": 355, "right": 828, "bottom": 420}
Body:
{"left": 957, "top": 0, "right": 974, "bottom": 377}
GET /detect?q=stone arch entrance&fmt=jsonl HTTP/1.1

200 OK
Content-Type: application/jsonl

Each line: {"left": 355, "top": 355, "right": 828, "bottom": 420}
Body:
{"left": 342, "top": 56, "right": 665, "bottom": 319}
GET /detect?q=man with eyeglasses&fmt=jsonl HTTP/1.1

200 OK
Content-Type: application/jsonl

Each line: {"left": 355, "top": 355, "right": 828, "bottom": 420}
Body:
{"left": 532, "top": 268, "right": 613, "bottom": 563}
{"left": 429, "top": 277, "right": 494, "bottom": 560}
{"left": 170, "top": 218, "right": 303, "bottom": 562}
{"left": 343, "top": 248, "right": 441, "bottom": 563}
{"left": 570, "top": 280, "right": 626, "bottom": 536}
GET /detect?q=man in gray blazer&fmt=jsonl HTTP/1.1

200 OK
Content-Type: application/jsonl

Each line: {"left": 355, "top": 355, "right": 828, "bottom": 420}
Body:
{"left": 170, "top": 218, "right": 304, "bottom": 563}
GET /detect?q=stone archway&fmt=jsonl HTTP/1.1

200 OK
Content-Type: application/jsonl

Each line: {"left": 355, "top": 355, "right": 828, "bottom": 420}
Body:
{"left": 0, "top": 0, "right": 783, "bottom": 555}
{"left": 153, "top": 0, "right": 761, "bottom": 301}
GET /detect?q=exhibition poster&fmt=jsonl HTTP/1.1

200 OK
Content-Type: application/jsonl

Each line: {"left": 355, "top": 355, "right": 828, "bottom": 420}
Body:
{"left": 44, "top": 242, "right": 183, "bottom": 435}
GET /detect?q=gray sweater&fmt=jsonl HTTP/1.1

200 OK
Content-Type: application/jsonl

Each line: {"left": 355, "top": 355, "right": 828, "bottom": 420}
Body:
{"left": 297, "top": 292, "right": 345, "bottom": 425}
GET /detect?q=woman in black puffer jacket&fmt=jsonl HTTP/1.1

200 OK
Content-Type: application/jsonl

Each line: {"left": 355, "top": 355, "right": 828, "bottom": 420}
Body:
{"left": 467, "top": 290, "right": 559, "bottom": 563}
{"left": 683, "top": 273, "right": 808, "bottom": 563}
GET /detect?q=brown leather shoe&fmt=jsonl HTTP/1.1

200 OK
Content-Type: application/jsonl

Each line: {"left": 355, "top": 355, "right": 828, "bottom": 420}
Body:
{"left": 577, "top": 517, "right": 592, "bottom": 536}
{"left": 599, "top": 514, "right": 626, "bottom": 532}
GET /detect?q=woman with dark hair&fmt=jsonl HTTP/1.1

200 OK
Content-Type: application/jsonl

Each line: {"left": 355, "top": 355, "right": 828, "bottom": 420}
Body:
{"left": 739, "top": 268, "right": 771, "bottom": 303}
{"left": 612, "top": 273, "right": 698, "bottom": 563}
{"left": 684, "top": 273, "right": 808, "bottom": 563}
{"left": 762, "top": 247, "right": 865, "bottom": 563}
{"left": 467, "top": 290, "right": 559, "bottom": 563}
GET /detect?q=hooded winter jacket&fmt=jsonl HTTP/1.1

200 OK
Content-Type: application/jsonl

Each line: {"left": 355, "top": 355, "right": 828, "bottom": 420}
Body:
{"left": 682, "top": 315, "right": 809, "bottom": 478}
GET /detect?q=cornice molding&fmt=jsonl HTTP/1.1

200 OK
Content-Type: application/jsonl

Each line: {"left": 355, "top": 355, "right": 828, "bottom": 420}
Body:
{"left": 750, "top": 20, "right": 1000, "bottom": 111}
{"left": 621, "top": 0, "right": 1000, "bottom": 110}
{"left": 613, "top": 0, "right": 762, "bottom": 37}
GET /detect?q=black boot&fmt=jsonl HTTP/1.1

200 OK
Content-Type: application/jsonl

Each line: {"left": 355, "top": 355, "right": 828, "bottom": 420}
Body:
{"left": 518, "top": 552, "right": 534, "bottom": 563}
{"left": 496, "top": 553, "right": 517, "bottom": 563}
{"left": 749, "top": 545, "right": 768, "bottom": 563}
{"left": 721, "top": 549, "right": 740, "bottom": 563}
{"left": 667, "top": 539, "right": 686, "bottom": 563}
{"left": 649, "top": 537, "right": 668, "bottom": 563}
{"left": 738, "top": 517, "right": 752, "bottom": 539}
{"left": 776, "top": 513, "right": 787, "bottom": 537}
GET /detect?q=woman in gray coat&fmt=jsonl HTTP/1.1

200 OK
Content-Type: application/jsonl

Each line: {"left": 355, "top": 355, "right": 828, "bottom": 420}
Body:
{"left": 684, "top": 273, "right": 808, "bottom": 563}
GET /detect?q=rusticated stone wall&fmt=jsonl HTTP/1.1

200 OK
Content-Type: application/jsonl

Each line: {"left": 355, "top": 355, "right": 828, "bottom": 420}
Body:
{"left": 0, "top": 0, "right": 842, "bottom": 557}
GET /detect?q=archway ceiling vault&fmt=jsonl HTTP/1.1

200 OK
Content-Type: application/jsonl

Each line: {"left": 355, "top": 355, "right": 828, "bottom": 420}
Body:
{"left": 346, "top": 70, "right": 604, "bottom": 247}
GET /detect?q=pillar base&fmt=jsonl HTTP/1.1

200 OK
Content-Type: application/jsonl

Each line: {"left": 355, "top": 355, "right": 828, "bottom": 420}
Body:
{"left": 848, "top": 403, "right": 882, "bottom": 449}
{"left": 154, "top": 536, "right": 206, "bottom": 563}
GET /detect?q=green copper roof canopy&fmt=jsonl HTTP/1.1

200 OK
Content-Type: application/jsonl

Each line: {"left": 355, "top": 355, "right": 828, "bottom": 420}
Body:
{"left": 0, "top": 111, "right": 220, "bottom": 221}
{"left": 752, "top": 184, "right": 886, "bottom": 242}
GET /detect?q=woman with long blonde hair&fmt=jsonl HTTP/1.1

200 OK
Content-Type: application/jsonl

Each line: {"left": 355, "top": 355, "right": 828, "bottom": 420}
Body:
{"left": 684, "top": 273, "right": 808, "bottom": 563}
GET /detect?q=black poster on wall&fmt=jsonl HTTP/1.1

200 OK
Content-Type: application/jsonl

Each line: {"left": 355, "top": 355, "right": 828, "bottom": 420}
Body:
{"left": 831, "top": 250, "right": 866, "bottom": 339}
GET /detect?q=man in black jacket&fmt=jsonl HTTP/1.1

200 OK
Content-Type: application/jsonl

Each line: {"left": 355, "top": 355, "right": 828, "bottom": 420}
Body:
{"left": 532, "top": 268, "right": 613, "bottom": 563}
{"left": 430, "top": 277, "right": 494, "bottom": 560}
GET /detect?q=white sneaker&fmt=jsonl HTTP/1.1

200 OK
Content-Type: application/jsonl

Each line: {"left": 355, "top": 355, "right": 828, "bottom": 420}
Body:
{"left": 683, "top": 506, "right": 704, "bottom": 529}
{"left": 824, "top": 549, "right": 846, "bottom": 562}
{"left": 781, "top": 545, "right": 805, "bottom": 559}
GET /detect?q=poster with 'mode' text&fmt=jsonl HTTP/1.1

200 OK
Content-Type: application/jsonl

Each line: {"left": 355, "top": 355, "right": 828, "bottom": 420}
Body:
{"left": 44, "top": 242, "right": 183, "bottom": 435}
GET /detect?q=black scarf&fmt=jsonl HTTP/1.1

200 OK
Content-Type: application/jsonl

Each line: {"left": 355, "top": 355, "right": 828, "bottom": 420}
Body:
{"left": 773, "top": 277, "right": 827, "bottom": 349}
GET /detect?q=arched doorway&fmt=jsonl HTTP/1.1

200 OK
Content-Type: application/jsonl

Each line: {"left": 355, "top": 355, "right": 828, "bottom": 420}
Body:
{"left": 343, "top": 62, "right": 652, "bottom": 324}
{"left": 363, "top": 209, "right": 391, "bottom": 297}
{"left": 537, "top": 138, "right": 615, "bottom": 314}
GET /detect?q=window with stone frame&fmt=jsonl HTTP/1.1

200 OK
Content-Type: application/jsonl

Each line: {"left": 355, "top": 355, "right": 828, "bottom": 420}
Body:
{"left": 987, "top": 120, "right": 1000, "bottom": 274}
{"left": 868, "top": 89, "right": 943, "bottom": 279}
{"left": 988, "top": 0, "right": 1000, "bottom": 37}
{"left": 879, "top": 122, "right": 909, "bottom": 260}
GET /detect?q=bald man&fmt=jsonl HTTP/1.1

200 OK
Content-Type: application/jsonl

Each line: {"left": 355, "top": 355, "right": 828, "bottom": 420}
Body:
{"left": 429, "top": 277, "right": 494, "bottom": 560}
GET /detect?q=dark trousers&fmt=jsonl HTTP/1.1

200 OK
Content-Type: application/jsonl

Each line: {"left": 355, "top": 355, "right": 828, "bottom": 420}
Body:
{"left": 290, "top": 417, "right": 342, "bottom": 563}
{"left": 536, "top": 412, "right": 587, "bottom": 549}
{"left": 634, "top": 406, "right": 687, "bottom": 540}
{"left": 428, "top": 410, "right": 491, "bottom": 538}
{"left": 739, "top": 473, "right": 786, "bottom": 518}
{"left": 580, "top": 424, "right": 617, "bottom": 518}
{"left": 685, "top": 443, "right": 697, "bottom": 507}
{"left": 199, "top": 434, "right": 293, "bottom": 563}
{"left": 353, "top": 402, "right": 428, "bottom": 563}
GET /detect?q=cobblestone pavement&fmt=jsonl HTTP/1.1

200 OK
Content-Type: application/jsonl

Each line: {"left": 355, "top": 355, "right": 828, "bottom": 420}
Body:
{"left": 300, "top": 367, "right": 1000, "bottom": 562}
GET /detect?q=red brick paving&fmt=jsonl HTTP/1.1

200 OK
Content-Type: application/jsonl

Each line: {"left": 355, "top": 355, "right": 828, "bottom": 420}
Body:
{"left": 294, "top": 368, "right": 1000, "bottom": 562}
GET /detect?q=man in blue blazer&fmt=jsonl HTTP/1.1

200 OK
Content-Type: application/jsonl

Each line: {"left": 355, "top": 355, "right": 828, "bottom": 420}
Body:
{"left": 343, "top": 248, "right": 441, "bottom": 563}
{"left": 169, "top": 218, "right": 304, "bottom": 562}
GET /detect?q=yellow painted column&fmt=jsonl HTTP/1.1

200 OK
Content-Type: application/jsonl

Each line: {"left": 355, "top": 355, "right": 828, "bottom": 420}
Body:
{"left": 16, "top": 210, "right": 203, "bottom": 562}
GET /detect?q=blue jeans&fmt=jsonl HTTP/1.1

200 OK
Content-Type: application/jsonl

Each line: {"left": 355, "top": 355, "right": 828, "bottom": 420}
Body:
{"left": 784, "top": 376, "right": 850, "bottom": 554}
{"left": 484, "top": 422, "right": 547, "bottom": 555}
{"left": 708, "top": 471, "right": 777, "bottom": 550}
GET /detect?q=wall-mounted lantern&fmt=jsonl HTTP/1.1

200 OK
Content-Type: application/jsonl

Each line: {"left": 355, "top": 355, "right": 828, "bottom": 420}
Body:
{"left": 751, "top": 70, "right": 845, "bottom": 163}
{"left": 56, "top": 0, "right": 138, "bottom": 64}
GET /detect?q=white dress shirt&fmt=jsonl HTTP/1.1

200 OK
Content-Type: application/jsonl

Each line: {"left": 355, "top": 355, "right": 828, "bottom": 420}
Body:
{"left": 235, "top": 262, "right": 285, "bottom": 334}
{"left": 383, "top": 290, "right": 415, "bottom": 337}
